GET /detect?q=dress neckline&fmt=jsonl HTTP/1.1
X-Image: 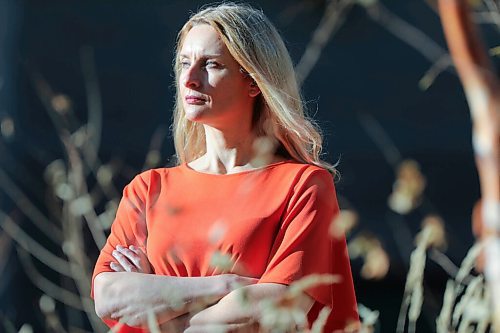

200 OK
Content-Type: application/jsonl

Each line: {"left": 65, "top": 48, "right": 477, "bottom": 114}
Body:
{"left": 181, "top": 159, "right": 294, "bottom": 176}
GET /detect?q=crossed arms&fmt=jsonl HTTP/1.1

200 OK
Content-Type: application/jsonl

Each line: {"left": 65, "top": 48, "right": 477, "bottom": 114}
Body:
{"left": 93, "top": 245, "right": 314, "bottom": 332}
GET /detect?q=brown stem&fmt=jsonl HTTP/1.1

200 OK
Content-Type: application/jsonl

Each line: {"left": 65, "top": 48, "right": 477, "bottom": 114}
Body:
{"left": 437, "top": 0, "right": 500, "bottom": 330}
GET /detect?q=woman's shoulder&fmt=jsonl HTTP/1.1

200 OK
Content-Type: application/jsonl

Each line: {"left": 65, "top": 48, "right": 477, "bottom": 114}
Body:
{"left": 270, "top": 160, "right": 333, "bottom": 179}
{"left": 269, "top": 160, "right": 337, "bottom": 193}
{"left": 125, "top": 164, "right": 183, "bottom": 188}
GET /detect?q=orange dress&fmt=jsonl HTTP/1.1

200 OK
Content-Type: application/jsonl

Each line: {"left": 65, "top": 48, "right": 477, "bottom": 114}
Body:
{"left": 92, "top": 160, "right": 359, "bottom": 332}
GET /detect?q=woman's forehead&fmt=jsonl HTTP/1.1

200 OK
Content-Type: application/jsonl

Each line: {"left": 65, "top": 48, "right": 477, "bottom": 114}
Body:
{"left": 179, "top": 24, "right": 227, "bottom": 57}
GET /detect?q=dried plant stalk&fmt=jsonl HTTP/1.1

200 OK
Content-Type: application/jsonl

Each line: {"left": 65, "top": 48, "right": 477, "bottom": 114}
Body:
{"left": 436, "top": 280, "right": 456, "bottom": 333}
{"left": 310, "top": 307, "right": 332, "bottom": 333}
{"left": 437, "top": 0, "right": 500, "bottom": 330}
{"left": 398, "top": 217, "right": 447, "bottom": 333}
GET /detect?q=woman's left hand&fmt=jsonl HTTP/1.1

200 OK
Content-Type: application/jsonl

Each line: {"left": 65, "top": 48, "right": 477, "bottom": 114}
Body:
{"left": 110, "top": 245, "right": 152, "bottom": 274}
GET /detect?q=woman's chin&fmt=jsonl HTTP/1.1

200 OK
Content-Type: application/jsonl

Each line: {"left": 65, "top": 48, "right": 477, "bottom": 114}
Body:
{"left": 184, "top": 108, "right": 207, "bottom": 122}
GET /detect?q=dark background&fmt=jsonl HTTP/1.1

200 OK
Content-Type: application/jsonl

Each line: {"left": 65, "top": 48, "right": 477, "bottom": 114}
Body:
{"left": 1, "top": 0, "right": 497, "bottom": 332}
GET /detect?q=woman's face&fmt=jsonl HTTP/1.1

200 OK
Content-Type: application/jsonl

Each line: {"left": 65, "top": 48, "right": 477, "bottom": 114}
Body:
{"left": 178, "top": 24, "right": 258, "bottom": 129}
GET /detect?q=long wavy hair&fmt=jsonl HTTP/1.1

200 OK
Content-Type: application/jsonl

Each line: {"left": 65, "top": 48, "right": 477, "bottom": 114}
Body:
{"left": 172, "top": 2, "right": 336, "bottom": 174}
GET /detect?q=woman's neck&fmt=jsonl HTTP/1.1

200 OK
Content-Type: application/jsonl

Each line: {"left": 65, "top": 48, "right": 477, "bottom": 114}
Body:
{"left": 194, "top": 125, "right": 258, "bottom": 174}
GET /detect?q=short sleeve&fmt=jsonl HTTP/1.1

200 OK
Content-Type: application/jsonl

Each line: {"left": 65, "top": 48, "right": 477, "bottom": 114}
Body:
{"left": 91, "top": 171, "right": 151, "bottom": 298}
{"left": 258, "top": 168, "right": 358, "bottom": 330}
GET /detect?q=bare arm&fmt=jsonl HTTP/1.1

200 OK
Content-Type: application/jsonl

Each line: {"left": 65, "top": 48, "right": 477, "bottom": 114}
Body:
{"left": 93, "top": 245, "right": 257, "bottom": 328}
{"left": 186, "top": 283, "right": 315, "bottom": 333}
{"left": 94, "top": 272, "right": 250, "bottom": 326}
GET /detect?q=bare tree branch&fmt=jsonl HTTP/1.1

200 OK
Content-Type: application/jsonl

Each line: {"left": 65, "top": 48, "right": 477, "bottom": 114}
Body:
{"left": 364, "top": 1, "right": 453, "bottom": 90}
{"left": 295, "top": 0, "right": 355, "bottom": 86}
{"left": 0, "top": 210, "right": 73, "bottom": 277}
{"left": 365, "top": 2, "right": 448, "bottom": 64}
{"left": 16, "top": 246, "right": 90, "bottom": 311}
{"left": 0, "top": 167, "right": 63, "bottom": 243}
{"left": 80, "top": 46, "right": 102, "bottom": 173}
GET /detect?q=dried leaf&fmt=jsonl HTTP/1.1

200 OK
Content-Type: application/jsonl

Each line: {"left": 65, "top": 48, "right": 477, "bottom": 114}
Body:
{"left": 330, "top": 210, "right": 358, "bottom": 238}
{"left": 210, "top": 251, "right": 234, "bottom": 272}
{"left": 0, "top": 116, "right": 14, "bottom": 139}
{"left": 208, "top": 221, "right": 228, "bottom": 245}
{"left": 50, "top": 94, "right": 72, "bottom": 114}
{"left": 39, "top": 295, "right": 56, "bottom": 314}
{"left": 361, "top": 247, "right": 390, "bottom": 280}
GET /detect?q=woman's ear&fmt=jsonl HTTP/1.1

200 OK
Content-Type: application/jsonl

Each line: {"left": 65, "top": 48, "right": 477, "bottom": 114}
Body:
{"left": 240, "top": 67, "right": 260, "bottom": 97}
{"left": 249, "top": 81, "right": 261, "bottom": 97}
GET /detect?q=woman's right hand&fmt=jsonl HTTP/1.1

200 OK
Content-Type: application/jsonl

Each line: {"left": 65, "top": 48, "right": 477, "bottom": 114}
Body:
{"left": 220, "top": 274, "right": 259, "bottom": 295}
{"left": 110, "top": 244, "right": 152, "bottom": 274}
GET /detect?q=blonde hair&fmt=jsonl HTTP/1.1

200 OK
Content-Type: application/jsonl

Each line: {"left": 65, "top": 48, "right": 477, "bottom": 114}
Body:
{"left": 172, "top": 2, "right": 337, "bottom": 174}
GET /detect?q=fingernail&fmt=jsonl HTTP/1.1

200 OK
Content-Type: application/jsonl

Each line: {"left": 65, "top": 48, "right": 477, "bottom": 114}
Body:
{"left": 116, "top": 245, "right": 123, "bottom": 250}
{"left": 129, "top": 245, "right": 135, "bottom": 250}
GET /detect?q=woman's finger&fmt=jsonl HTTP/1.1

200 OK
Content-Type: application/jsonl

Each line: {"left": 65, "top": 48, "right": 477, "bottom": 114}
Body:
{"left": 112, "top": 249, "right": 137, "bottom": 272}
{"left": 128, "top": 245, "right": 152, "bottom": 274}
{"left": 115, "top": 245, "right": 144, "bottom": 272}
{"left": 110, "top": 262, "right": 125, "bottom": 272}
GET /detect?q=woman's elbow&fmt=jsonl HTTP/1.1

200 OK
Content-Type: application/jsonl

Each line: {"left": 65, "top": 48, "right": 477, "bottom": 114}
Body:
{"left": 93, "top": 272, "right": 114, "bottom": 319}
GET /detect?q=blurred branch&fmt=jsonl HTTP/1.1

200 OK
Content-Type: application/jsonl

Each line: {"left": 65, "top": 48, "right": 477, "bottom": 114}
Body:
{"left": 142, "top": 125, "right": 168, "bottom": 171}
{"left": 0, "top": 167, "right": 63, "bottom": 243}
{"left": 476, "top": 0, "right": 500, "bottom": 30}
{"left": 418, "top": 55, "right": 453, "bottom": 91}
{"left": 80, "top": 46, "right": 102, "bottom": 173}
{"left": 60, "top": 135, "right": 108, "bottom": 332}
{"left": 397, "top": 218, "right": 447, "bottom": 333}
{"left": 363, "top": 1, "right": 453, "bottom": 90}
{"left": 357, "top": 112, "right": 402, "bottom": 168}
{"left": 276, "top": 0, "right": 325, "bottom": 26}
{"left": 365, "top": 1, "right": 447, "bottom": 63}
{"left": 473, "top": 11, "right": 500, "bottom": 27}
{"left": 31, "top": 70, "right": 119, "bottom": 202}
{"left": 429, "top": 249, "right": 475, "bottom": 284}
{"left": 435, "top": 243, "right": 492, "bottom": 332}
{"left": 60, "top": 204, "right": 105, "bottom": 333}
{"left": 483, "top": 0, "right": 500, "bottom": 13}
{"left": 0, "top": 231, "right": 12, "bottom": 275}
{"left": 30, "top": 70, "right": 108, "bottom": 249}
{"left": 0, "top": 314, "right": 17, "bottom": 333}
{"left": 0, "top": 210, "right": 73, "bottom": 278}
{"left": 437, "top": 0, "right": 500, "bottom": 330}
{"left": 358, "top": 113, "right": 445, "bottom": 330}
{"left": 16, "top": 246, "right": 90, "bottom": 311}
{"left": 295, "top": 0, "right": 355, "bottom": 86}
{"left": 61, "top": 134, "right": 107, "bottom": 250}
{"left": 25, "top": 49, "right": 114, "bottom": 332}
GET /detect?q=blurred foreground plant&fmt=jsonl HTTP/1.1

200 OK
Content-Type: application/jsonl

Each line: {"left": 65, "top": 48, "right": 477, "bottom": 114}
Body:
{"left": 438, "top": 0, "right": 500, "bottom": 330}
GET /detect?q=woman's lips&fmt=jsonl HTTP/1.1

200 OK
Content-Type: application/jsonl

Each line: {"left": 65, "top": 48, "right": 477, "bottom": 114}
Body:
{"left": 185, "top": 96, "right": 206, "bottom": 105}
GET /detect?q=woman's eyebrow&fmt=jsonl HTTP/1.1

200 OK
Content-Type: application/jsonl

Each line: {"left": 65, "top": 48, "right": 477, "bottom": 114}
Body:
{"left": 178, "top": 53, "right": 223, "bottom": 59}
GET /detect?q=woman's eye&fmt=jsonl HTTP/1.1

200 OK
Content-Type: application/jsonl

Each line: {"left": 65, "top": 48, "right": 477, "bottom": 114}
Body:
{"left": 180, "top": 61, "right": 190, "bottom": 69}
{"left": 205, "top": 61, "right": 220, "bottom": 68}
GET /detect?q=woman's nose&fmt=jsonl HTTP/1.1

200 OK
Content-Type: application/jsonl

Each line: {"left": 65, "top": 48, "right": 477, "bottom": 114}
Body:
{"left": 183, "top": 66, "right": 201, "bottom": 89}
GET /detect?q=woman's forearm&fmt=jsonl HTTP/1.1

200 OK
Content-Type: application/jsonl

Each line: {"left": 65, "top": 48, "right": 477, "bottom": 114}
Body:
{"left": 187, "top": 283, "right": 314, "bottom": 330}
{"left": 93, "top": 272, "right": 252, "bottom": 327}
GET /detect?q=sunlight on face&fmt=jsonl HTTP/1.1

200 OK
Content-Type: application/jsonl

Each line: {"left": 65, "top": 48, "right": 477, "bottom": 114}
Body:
{"left": 178, "top": 24, "right": 254, "bottom": 129}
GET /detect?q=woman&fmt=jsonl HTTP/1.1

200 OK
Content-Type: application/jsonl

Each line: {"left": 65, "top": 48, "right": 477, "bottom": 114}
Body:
{"left": 92, "top": 3, "right": 358, "bottom": 332}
